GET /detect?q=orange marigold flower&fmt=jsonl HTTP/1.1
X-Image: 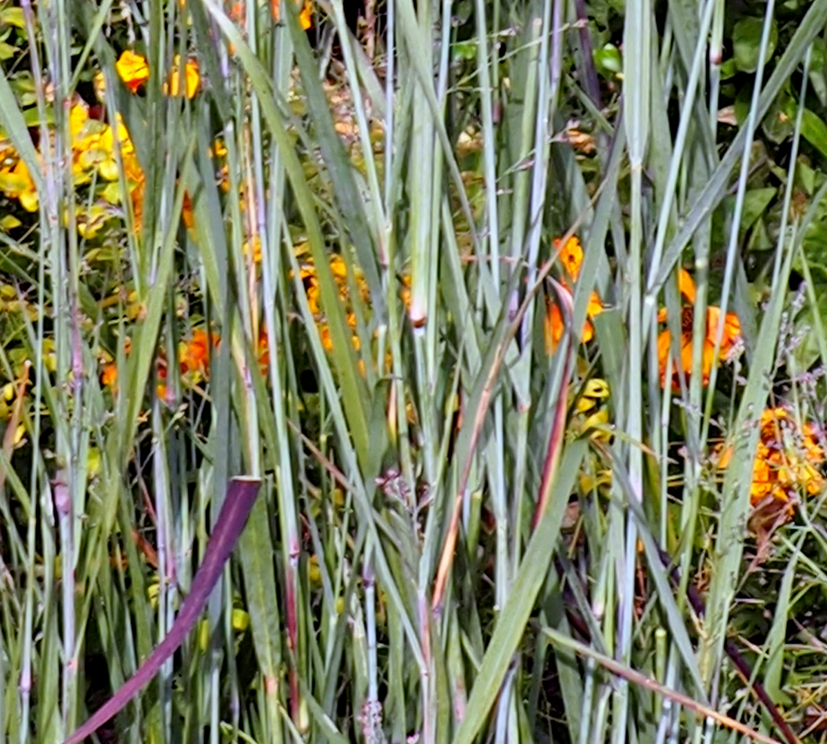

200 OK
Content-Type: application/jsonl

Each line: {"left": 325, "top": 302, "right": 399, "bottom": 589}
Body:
{"left": 557, "top": 235, "right": 584, "bottom": 282}
{"left": 100, "top": 363, "right": 118, "bottom": 389}
{"left": 400, "top": 272, "right": 412, "bottom": 310}
{"left": 717, "top": 407, "right": 825, "bottom": 514}
{"left": 545, "top": 297, "right": 591, "bottom": 351}
{"left": 116, "top": 50, "right": 150, "bottom": 93}
{"left": 229, "top": 1, "right": 245, "bottom": 21}
{"left": 657, "top": 269, "right": 741, "bottom": 391}
{"left": 179, "top": 328, "right": 219, "bottom": 378}
{"left": 298, "top": 0, "right": 313, "bottom": 29}
{"left": 271, "top": 0, "right": 313, "bottom": 29}
{"left": 544, "top": 236, "right": 603, "bottom": 352}
{"left": 156, "top": 356, "right": 169, "bottom": 401}
{"left": 182, "top": 191, "right": 196, "bottom": 230}
{"left": 291, "top": 246, "right": 366, "bottom": 355}
{"left": 257, "top": 326, "right": 270, "bottom": 371}
{"left": 319, "top": 324, "right": 333, "bottom": 351}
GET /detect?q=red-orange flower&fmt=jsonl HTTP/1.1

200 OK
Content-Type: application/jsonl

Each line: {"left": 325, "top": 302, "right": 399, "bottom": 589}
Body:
{"left": 179, "top": 328, "right": 219, "bottom": 378}
{"left": 100, "top": 363, "right": 118, "bottom": 389}
{"left": 657, "top": 269, "right": 741, "bottom": 391}
{"left": 182, "top": 191, "right": 196, "bottom": 230}
{"left": 257, "top": 326, "right": 270, "bottom": 371}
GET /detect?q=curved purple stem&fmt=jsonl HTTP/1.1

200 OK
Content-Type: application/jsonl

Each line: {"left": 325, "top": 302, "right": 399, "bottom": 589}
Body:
{"left": 63, "top": 477, "right": 261, "bottom": 744}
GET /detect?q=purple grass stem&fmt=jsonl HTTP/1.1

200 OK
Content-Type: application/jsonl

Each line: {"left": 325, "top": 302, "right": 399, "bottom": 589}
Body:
{"left": 62, "top": 476, "right": 261, "bottom": 744}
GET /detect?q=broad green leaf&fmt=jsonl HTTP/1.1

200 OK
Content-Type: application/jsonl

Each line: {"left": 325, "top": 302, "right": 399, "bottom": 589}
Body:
{"left": 594, "top": 43, "right": 623, "bottom": 76}
{"left": 739, "top": 187, "right": 777, "bottom": 235}
{"left": 762, "top": 94, "right": 794, "bottom": 144}
{"left": 809, "top": 36, "right": 827, "bottom": 106}
{"left": 733, "top": 16, "right": 778, "bottom": 73}
{"left": 799, "top": 107, "right": 827, "bottom": 161}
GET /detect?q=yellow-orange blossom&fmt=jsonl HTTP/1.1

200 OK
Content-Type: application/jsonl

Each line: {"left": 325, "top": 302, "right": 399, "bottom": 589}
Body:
{"left": 657, "top": 269, "right": 741, "bottom": 390}
{"left": 544, "top": 236, "right": 603, "bottom": 351}
{"left": 718, "top": 407, "right": 825, "bottom": 513}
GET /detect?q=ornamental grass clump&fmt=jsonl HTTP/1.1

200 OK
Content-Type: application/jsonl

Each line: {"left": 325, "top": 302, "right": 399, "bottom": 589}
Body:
{"left": 3, "top": 2, "right": 827, "bottom": 744}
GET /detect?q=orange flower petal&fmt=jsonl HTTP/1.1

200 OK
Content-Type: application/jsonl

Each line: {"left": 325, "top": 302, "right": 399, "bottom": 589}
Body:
{"left": 705, "top": 306, "right": 742, "bottom": 355}
{"left": 544, "top": 300, "right": 565, "bottom": 352}
{"left": 554, "top": 236, "right": 584, "bottom": 282}
{"left": 657, "top": 329, "right": 672, "bottom": 386}
{"left": 678, "top": 268, "right": 696, "bottom": 304}
{"left": 100, "top": 364, "right": 118, "bottom": 389}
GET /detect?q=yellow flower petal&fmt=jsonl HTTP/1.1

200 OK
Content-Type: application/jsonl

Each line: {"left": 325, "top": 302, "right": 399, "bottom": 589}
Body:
{"left": 116, "top": 50, "right": 150, "bottom": 92}
{"left": 19, "top": 187, "right": 38, "bottom": 212}
{"left": 165, "top": 56, "right": 200, "bottom": 99}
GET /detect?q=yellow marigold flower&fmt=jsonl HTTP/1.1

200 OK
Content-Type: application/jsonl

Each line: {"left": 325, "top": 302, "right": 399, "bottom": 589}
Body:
{"left": 300, "top": 264, "right": 322, "bottom": 315}
{"left": 105, "top": 114, "right": 137, "bottom": 158}
{"left": 84, "top": 114, "right": 144, "bottom": 230}
{"left": 85, "top": 114, "right": 141, "bottom": 185}
{"left": 76, "top": 125, "right": 121, "bottom": 182}
{"left": 570, "top": 378, "right": 613, "bottom": 444}
{"left": 657, "top": 269, "right": 741, "bottom": 391}
{"left": 575, "top": 378, "right": 610, "bottom": 413}
{"left": 231, "top": 608, "right": 250, "bottom": 632}
{"left": 76, "top": 203, "right": 111, "bottom": 239}
{"left": 165, "top": 55, "right": 200, "bottom": 99}
{"left": 0, "top": 158, "right": 38, "bottom": 211}
{"left": 116, "top": 50, "right": 150, "bottom": 93}
{"left": 69, "top": 101, "right": 89, "bottom": 139}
